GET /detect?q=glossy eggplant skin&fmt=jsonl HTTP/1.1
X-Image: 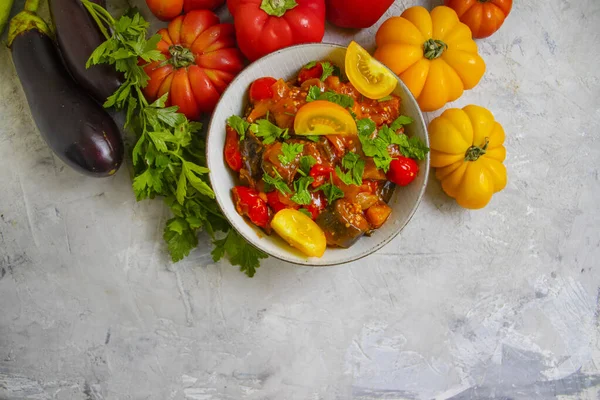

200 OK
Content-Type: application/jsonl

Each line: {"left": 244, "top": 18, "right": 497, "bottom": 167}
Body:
{"left": 49, "top": 0, "right": 122, "bottom": 105}
{"left": 11, "top": 30, "right": 124, "bottom": 177}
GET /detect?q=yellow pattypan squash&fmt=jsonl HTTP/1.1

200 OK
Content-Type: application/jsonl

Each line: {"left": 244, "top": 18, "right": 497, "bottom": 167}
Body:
{"left": 429, "top": 105, "right": 507, "bottom": 209}
{"left": 374, "top": 6, "right": 486, "bottom": 112}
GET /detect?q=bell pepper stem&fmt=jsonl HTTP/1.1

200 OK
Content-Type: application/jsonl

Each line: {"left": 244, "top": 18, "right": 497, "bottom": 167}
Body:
{"left": 7, "top": 0, "right": 50, "bottom": 48}
{"left": 260, "top": 0, "right": 298, "bottom": 17}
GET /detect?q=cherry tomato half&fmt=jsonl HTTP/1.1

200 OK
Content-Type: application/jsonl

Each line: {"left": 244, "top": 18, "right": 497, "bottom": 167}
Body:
{"left": 309, "top": 164, "right": 335, "bottom": 187}
{"left": 249, "top": 77, "right": 277, "bottom": 103}
{"left": 294, "top": 101, "right": 358, "bottom": 136}
{"left": 345, "top": 41, "right": 397, "bottom": 100}
{"left": 386, "top": 156, "right": 419, "bottom": 186}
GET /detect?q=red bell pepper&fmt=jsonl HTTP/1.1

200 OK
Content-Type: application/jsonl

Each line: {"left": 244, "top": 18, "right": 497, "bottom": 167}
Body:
{"left": 249, "top": 77, "right": 277, "bottom": 103}
{"left": 325, "top": 0, "right": 393, "bottom": 29}
{"left": 232, "top": 186, "right": 269, "bottom": 228}
{"left": 224, "top": 126, "right": 242, "bottom": 171}
{"left": 228, "top": 0, "right": 326, "bottom": 61}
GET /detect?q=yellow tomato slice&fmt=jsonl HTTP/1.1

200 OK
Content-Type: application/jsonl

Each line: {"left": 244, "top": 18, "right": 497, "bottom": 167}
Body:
{"left": 271, "top": 209, "right": 327, "bottom": 258}
{"left": 294, "top": 100, "right": 357, "bottom": 136}
{"left": 345, "top": 41, "right": 398, "bottom": 100}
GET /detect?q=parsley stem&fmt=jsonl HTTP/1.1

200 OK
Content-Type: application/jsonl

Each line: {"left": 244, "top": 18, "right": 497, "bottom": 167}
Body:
{"left": 81, "top": 0, "right": 114, "bottom": 40}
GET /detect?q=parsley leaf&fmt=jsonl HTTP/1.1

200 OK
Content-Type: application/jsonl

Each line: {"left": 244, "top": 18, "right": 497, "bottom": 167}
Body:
{"left": 335, "top": 153, "right": 365, "bottom": 186}
{"left": 377, "top": 95, "right": 393, "bottom": 102}
{"left": 304, "top": 135, "right": 320, "bottom": 142}
{"left": 298, "top": 155, "right": 317, "bottom": 176}
{"left": 306, "top": 86, "right": 354, "bottom": 108}
{"left": 211, "top": 229, "right": 267, "bottom": 277}
{"left": 390, "top": 115, "right": 414, "bottom": 131}
{"left": 306, "top": 85, "right": 321, "bottom": 102}
{"left": 278, "top": 143, "right": 304, "bottom": 165}
{"left": 227, "top": 115, "right": 250, "bottom": 140}
{"left": 357, "top": 118, "right": 376, "bottom": 136}
{"left": 291, "top": 176, "right": 314, "bottom": 205}
{"left": 298, "top": 208, "right": 312, "bottom": 218}
{"left": 320, "top": 61, "right": 335, "bottom": 81}
{"left": 304, "top": 60, "right": 317, "bottom": 69}
{"left": 320, "top": 175, "right": 345, "bottom": 204}
{"left": 250, "top": 119, "right": 290, "bottom": 144}
{"left": 263, "top": 169, "right": 291, "bottom": 195}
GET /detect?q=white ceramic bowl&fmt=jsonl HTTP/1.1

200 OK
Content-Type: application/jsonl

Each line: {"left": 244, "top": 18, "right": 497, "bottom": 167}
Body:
{"left": 206, "top": 43, "right": 429, "bottom": 266}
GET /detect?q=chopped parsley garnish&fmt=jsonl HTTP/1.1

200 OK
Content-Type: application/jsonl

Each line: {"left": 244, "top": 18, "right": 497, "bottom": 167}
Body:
{"left": 298, "top": 208, "right": 312, "bottom": 218}
{"left": 291, "top": 176, "right": 314, "bottom": 205}
{"left": 320, "top": 61, "right": 335, "bottom": 81}
{"left": 250, "top": 119, "right": 290, "bottom": 144}
{"left": 304, "top": 60, "right": 317, "bottom": 69}
{"left": 335, "top": 152, "right": 365, "bottom": 186}
{"left": 377, "top": 95, "right": 393, "bottom": 102}
{"left": 278, "top": 143, "right": 304, "bottom": 165}
{"left": 306, "top": 85, "right": 354, "bottom": 108}
{"left": 357, "top": 116, "right": 428, "bottom": 172}
{"left": 320, "top": 175, "right": 345, "bottom": 205}
{"left": 298, "top": 155, "right": 317, "bottom": 176}
{"left": 263, "top": 169, "right": 291, "bottom": 195}
{"left": 304, "top": 135, "right": 321, "bottom": 142}
{"left": 226, "top": 115, "right": 250, "bottom": 140}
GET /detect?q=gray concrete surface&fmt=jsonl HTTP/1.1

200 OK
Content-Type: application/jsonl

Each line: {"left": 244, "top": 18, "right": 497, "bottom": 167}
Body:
{"left": 1, "top": 0, "right": 599, "bottom": 399}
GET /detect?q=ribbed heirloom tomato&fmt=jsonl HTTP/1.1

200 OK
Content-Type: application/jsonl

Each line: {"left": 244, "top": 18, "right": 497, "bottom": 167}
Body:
{"left": 143, "top": 10, "right": 245, "bottom": 120}
{"left": 146, "top": 0, "right": 225, "bottom": 21}
{"left": 444, "top": 0, "right": 512, "bottom": 39}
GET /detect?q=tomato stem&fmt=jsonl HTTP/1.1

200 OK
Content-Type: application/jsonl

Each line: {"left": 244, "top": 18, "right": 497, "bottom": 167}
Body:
{"left": 168, "top": 45, "right": 195, "bottom": 69}
{"left": 465, "top": 137, "right": 489, "bottom": 161}
{"left": 260, "top": 0, "right": 298, "bottom": 17}
{"left": 423, "top": 39, "right": 447, "bottom": 60}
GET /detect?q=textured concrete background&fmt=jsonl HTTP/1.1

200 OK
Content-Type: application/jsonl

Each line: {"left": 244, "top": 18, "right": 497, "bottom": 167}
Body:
{"left": 1, "top": 0, "right": 599, "bottom": 399}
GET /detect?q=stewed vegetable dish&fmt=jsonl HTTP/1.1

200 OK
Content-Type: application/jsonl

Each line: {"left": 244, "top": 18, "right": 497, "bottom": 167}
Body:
{"left": 224, "top": 60, "right": 428, "bottom": 257}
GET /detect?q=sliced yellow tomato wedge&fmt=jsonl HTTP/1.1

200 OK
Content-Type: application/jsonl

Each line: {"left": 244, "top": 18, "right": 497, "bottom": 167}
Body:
{"left": 271, "top": 209, "right": 327, "bottom": 257}
{"left": 294, "top": 100, "right": 357, "bottom": 136}
{"left": 345, "top": 41, "right": 398, "bottom": 100}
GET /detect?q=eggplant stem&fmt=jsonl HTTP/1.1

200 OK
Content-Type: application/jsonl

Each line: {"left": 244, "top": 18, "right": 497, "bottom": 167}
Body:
{"left": 24, "top": 0, "right": 40, "bottom": 13}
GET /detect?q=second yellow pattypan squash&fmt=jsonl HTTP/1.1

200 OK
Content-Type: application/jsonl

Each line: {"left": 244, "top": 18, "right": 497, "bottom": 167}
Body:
{"left": 374, "top": 6, "right": 486, "bottom": 112}
{"left": 429, "top": 105, "right": 507, "bottom": 209}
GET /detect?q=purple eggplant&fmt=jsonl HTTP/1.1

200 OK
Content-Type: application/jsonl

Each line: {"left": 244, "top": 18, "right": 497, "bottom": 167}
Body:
{"left": 8, "top": 3, "right": 124, "bottom": 177}
{"left": 49, "top": 0, "right": 122, "bottom": 105}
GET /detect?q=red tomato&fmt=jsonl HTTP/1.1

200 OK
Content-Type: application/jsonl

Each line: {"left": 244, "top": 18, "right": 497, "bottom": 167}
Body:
{"left": 224, "top": 126, "right": 242, "bottom": 171}
{"left": 146, "top": 0, "right": 225, "bottom": 21}
{"left": 306, "top": 191, "right": 327, "bottom": 219}
{"left": 249, "top": 77, "right": 277, "bottom": 103}
{"left": 143, "top": 10, "right": 244, "bottom": 120}
{"left": 386, "top": 157, "right": 419, "bottom": 186}
{"left": 444, "top": 0, "right": 512, "bottom": 39}
{"left": 325, "top": 0, "right": 393, "bottom": 28}
{"left": 309, "top": 164, "right": 334, "bottom": 187}
{"left": 232, "top": 186, "right": 269, "bottom": 228}
{"left": 266, "top": 191, "right": 287, "bottom": 213}
{"left": 230, "top": 0, "right": 326, "bottom": 61}
{"left": 297, "top": 62, "right": 323, "bottom": 83}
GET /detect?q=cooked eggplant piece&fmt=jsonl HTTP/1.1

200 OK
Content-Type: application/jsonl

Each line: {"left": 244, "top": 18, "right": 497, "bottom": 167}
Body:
{"left": 239, "top": 132, "right": 264, "bottom": 184}
{"left": 378, "top": 181, "right": 396, "bottom": 204}
{"left": 316, "top": 199, "right": 370, "bottom": 248}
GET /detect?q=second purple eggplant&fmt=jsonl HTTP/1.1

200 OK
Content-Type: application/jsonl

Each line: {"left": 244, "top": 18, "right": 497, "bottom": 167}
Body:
{"left": 50, "top": 0, "right": 123, "bottom": 105}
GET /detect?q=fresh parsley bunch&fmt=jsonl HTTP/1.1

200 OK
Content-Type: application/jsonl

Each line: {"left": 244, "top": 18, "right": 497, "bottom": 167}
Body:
{"left": 83, "top": 1, "right": 267, "bottom": 276}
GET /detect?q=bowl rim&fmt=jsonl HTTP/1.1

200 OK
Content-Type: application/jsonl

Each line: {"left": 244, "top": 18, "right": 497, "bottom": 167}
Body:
{"left": 206, "top": 42, "right": 429, "bottom": 267}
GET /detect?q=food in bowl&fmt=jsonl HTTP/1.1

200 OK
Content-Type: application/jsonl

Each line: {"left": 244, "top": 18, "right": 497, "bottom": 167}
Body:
{"left": 223, "top": 57, "right": 428, "bottom": 258}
